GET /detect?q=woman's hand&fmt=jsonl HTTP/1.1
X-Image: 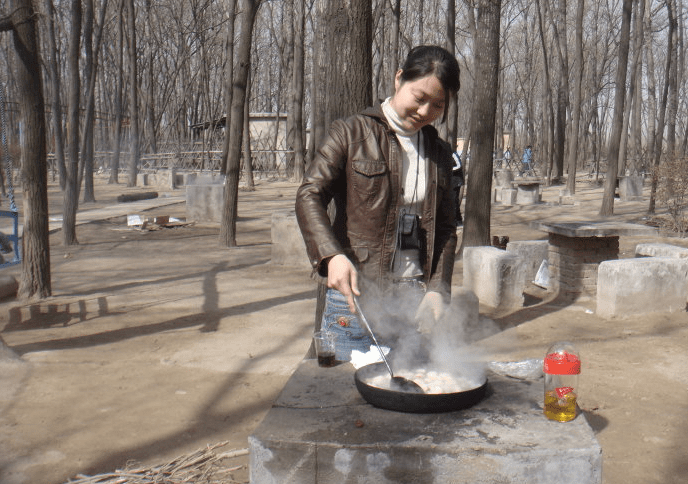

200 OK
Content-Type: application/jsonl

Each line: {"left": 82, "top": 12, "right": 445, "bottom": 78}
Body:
{"left": 415, "top": 291, "right": 444, "bottom": 333}
{"left": 327, "top": 254, "right": 360, "bottom": 313}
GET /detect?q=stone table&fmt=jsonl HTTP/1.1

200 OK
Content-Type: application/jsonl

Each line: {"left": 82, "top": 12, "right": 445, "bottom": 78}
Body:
{"left": 249, "top": 359, "right": 602, "bottom": 484}
{"left": 534, "top": 221, "right": 658, "bottom": 299}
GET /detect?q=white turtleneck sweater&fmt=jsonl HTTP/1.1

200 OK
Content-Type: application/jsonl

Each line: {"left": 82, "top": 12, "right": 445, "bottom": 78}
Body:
{"left": 381, "top": 97, "right": 426, "bottom": 278}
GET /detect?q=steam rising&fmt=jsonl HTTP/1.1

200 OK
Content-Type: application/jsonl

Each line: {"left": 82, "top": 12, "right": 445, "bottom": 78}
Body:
{"left": 359, "top": 285, "right": 499, "bottom": 384}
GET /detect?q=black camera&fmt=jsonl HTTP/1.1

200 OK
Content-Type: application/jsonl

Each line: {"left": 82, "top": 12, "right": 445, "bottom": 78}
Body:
{"left": 398, "top": 212, "right": 423, "bottom": 251}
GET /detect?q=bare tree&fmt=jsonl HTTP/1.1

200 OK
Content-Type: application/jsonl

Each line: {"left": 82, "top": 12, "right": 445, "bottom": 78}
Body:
{"left": 220, "top": 0, "right": 237, "bottom": 175}
{"left": 62, "top": 0, "right": 82, "bottom": 246}
{"left": 461, "top": 0, "right": 501, "bottom": 250}
{"left": 43, "top": 0, "right": 66, "bottom": 188}
{"left": 649, "top": 0, "right": 676, "bottom": 214}
{"left": 600, "top": 0, "right": 633, "bottom": 216}
{"left": 535, "top": 0, "right": 554, "bottom": 183}
{"left": 565, "top": 0, "right": 584, "bottom": 195}
{"left": 126, "top": 0, "right": 140, "bottom": 187}
{"left": 220, "top": 0, "right": 261, "bottom": 247}
{"left": 291, "top": 0, "right": 306, "bottom": 182}
{"left": 0, "top": 0, "right": 52, "bottom": 298}
{"left": 108, "top": 0, "right": 124, "bottom": 184}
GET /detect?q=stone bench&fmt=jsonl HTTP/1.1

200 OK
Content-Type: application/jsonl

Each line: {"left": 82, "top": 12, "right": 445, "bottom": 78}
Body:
{"left": 506, "top": 240, "right": 549, "bottom": 286}
{"left": 463, "top": 246, "right": 526, "bottom": 310}
{"left": 271, "top": 211, "right": 311, "bottom": 270}
{"left": 512, "top": 180, "right": 542, "bottom": 205}
{"left": 635, "top": 242, "right": 688, "bottom": 259}
{"left": 185, "top": 176, "right": 225, "bottom": 223}
{"left": 596, "top": 257, "right": 688, "bottom": 319}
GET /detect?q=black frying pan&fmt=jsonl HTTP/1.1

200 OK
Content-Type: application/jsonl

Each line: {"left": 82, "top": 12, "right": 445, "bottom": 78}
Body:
{"left": 354, "top": 362, "right": 488, "bottom": 413}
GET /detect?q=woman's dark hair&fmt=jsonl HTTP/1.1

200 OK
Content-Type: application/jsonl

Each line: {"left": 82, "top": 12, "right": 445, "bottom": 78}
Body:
{"left": 398, "top": 45, "right": 461, "bottom": 121}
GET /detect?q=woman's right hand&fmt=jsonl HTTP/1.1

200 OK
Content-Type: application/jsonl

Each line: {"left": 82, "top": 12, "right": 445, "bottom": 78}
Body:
{"left": 326, "top": 254, "right": 360, "bottom": 313}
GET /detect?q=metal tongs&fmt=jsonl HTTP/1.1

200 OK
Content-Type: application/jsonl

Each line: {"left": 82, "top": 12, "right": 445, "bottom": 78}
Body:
{"left": 353, "top": 295, "right": 424, "bottom": 394}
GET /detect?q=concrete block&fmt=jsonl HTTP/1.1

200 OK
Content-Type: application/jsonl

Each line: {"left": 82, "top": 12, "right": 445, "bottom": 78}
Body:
{"left": 271, "top": 211, "right": 311, "bottom": 269}
{"left": 463, "top": 246, "right": 526, "bottom": 309}
{"left": 136, "top": 173, "right": 149, "bottom": 186}
{"left": 635, "top": 242, "right": 688, "bottom": 259}
{"left": 498, "top": 187, "right": 517, "bottom": 206}
{"left": 185, "top": 180, "right": 225, "bottom": 223}
{"left": 494, "top": 169, "right": 514, "bottom": 187}
{"left": 619, "top": 175, "right": 643, "bottom": 201}
{"left": 249, "top": 360, "right": 602, "bottom": 484}
{"left": 597, "top": 257, "right": 688, "bottom": 318}
{"left": 515, "top": 183, "right": 541, "bottom": 205}
{"left": 506, "top": 240, "right": 549, "bottom": 284}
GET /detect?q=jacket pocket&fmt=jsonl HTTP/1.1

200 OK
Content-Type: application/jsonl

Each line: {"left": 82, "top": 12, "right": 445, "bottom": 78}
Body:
{"left": 350, "top": 159, "right": 388, "bottom": 197}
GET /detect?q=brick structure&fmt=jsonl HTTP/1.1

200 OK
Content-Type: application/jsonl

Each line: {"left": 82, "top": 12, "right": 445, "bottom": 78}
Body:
{"left": 548, "top": 233, "right": 619, "bottom": 298}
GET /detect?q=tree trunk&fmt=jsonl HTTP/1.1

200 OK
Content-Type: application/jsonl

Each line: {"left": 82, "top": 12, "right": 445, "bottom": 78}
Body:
{"left": 461, "top": 0, "right": 501, "bottom": 251}
{"left": 600, "top": 0, "right": 632, "bottom": 216}
{"left": 444, "top": 0, "right": 457, "bottom": 147}
{"left": 109, "top": 0, "right": 124, "bottom": 184}
{"left": 62, "top": 0, "right": 81, "bottom": 246}
{"left": 535, "top": 0, "right": 554, "bottom": 185}
{"left": 648, "top": 0, "right": 675, "bottom": 214}
{"left": 291, "top": 0, "right": 305, "bottom": 182}
{"left": 243, "top": 69, "right": 254, "bottom": 190}
{"left": 81, "top": 0, "right": 95, "bottom": 202}
{"left": 5, "top": 0, "right": 52, "bottom": 298}
{"left": 219, "top": 0, "right": 236, "bottom": 175}
{"left": 219, "top": 0, "right": 260, "bottom": 247}
{"left": 619, "top": 0, "right": 644, "bottom": 176}
{"left": 324, "top": 0, "right": 372, "bottom": 125}
{"left": 126, "top": 0, "right": 140, "bottom": 187}
{"left": 44, "top": 0, "right": 65, "bottom": 188}
{"left": 551, "top": 0, "right": 569, "bottom": 183}
{"left": 565, "top": 0, "right": 584, "bottom": 195}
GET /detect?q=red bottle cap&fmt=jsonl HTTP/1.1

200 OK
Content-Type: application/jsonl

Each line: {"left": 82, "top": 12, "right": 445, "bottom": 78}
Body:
{"left": 544, "top": 352, "right": 581, "bottom": 375}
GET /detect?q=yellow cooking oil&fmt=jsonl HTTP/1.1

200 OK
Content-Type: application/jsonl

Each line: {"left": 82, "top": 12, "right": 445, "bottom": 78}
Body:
{"left": 544, "top": 389, "right": 577, "bottom": 422}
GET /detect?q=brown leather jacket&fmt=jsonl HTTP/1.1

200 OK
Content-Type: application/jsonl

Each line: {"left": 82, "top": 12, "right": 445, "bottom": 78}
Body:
{"left": 295, "top": 104, "right": 457, "bottom": 298}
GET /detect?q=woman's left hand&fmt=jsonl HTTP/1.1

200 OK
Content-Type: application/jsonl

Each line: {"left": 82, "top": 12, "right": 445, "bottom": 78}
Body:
{"left": 415, "top": 291, "right": 444, "bottom": 333}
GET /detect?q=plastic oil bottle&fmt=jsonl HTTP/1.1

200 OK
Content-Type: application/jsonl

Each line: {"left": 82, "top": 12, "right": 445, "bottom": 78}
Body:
{"left": 543, "top": 342, "right": 581, "bottom": 422}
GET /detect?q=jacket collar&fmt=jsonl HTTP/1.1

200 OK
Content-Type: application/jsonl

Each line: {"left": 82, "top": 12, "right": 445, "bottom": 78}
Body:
{"left": 361, "top": 103, "right": 440, "bottom": 143}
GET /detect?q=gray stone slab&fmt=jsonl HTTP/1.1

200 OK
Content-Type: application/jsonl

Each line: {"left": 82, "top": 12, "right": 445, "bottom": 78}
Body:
{"left": 185, "top": 183, "right": 224, "bottom": 223}
{"left": 506, "top": 240, "right": 549, "bottom": 284}
{"left": 635, "top": 242, "right": 688, "bottom": 259}
{"left": 271, "top": 211, "right": 311, "bottom": 269}
{"left": 250, "top": 360, "right": 602, "bottom": 484}
{"left": 463, "top": 246, "right": 526, "bottom": 309}
{"left": 534, "top": 221, "right": 658, "bottom": 238}
{"left": 597, "top": 257, "right": 688, "bottom": 318}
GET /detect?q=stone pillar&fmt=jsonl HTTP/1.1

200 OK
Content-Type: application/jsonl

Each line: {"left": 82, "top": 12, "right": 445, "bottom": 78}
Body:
{"left": 618, "top": 175, "right": 643, "bottom": 201}
{"left": 271, "top": 211, "right": 311, "bottom": 270}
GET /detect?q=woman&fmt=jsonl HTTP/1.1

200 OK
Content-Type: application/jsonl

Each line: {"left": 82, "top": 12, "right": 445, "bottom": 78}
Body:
{"left": 296, "top": 45, "right": 460, "bottom": 361}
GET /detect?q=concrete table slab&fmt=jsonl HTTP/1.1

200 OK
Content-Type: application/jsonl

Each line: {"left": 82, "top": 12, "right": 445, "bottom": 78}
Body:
{"left": 535, "top": 221, "right": 658, "bottom": 238}
{"left": 249, "top": 359, "right": 602, "bottom": 484}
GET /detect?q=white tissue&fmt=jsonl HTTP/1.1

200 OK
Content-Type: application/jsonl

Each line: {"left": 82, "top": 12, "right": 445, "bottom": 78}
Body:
{"left": 350, "top": 345, "right": 391, "bottom": 369}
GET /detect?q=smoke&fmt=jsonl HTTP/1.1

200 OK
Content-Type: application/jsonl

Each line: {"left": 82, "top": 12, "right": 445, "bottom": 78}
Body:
{"left": 359, "top": 284, "right": 501, "bottom": 383}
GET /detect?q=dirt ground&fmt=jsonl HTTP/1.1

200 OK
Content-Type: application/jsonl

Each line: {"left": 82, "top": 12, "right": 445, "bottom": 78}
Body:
{"left": 0, "top": 175, "right": 687, "bottom": 484}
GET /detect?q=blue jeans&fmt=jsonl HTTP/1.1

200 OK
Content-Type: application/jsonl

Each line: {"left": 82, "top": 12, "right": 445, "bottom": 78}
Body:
{"left": 321, "top": 288, "right": 373, "bottom": 361}
{"left": 321, "top": 284, "right": 425, "bottom": 362}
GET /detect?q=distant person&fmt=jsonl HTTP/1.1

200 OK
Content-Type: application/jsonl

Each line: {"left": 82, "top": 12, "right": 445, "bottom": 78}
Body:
{"left": 521, "top": 145, "right": 533, "bottom": 176}
{"left": 295, "top": 45, "right": 460, "bottom": 361}
{"left": 504, "top": 147, "right": 512, "bottom": 167}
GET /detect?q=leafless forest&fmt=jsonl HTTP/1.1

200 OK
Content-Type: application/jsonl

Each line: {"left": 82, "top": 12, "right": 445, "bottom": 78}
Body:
{"left": 0, "top": 0, "right": 684, "bottom": 175}
{"left": 0, "top": 0, "right": 687, "bottom": 298}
